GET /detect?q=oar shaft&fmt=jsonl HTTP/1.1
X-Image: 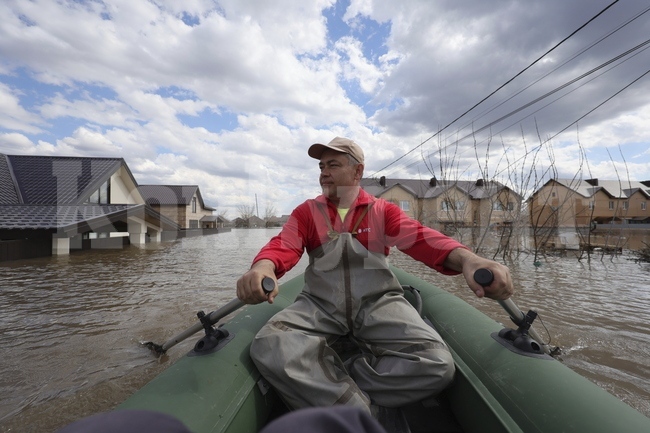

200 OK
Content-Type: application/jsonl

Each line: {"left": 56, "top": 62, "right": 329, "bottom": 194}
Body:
{"left": 498, "top": 298, "right": 526, "bottom": 323}
{"left": 147, "top": 277, "right": 276, "bottom": 356}
{"left": 161, "top": 298, "right": 244, "bottom": 352}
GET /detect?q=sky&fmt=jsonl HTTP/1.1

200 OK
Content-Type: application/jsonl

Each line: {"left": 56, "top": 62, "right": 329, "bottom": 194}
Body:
{"left": 1, "top": 0, "right": 649, "bottom": 217}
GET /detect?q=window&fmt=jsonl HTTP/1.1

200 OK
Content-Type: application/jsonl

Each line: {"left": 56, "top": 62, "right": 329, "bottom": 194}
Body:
{"left": 192, "top": 197, "right": 197, "bottom": 213}
{"left": 189, "top": 220, "right": 199, "bottom": 229}
{"left": 399, "top": 200, "right": 410, "bottom": 212}
{"left": 99, "top": 180, "right": 108, "bottom": 204}
{"left": 87, "top": 180, "right": 110, "bottom": 204}
{"left": 442, "top": 200, "right": 465, "bottom": 211}
{"left": 589, "top": 201, "right": 595, "bottom": 210}
{"left": 492, "top": 202, "right": 504, "bottom": 211}
{"left": 608, "top": 201, "right": 614, "bottom": 210}
{"left": 642, "top": 202, "right": 647, "bottom": 211}
{"left": 622, "top": 201, "right": 629, "bottom": 210}
{"left": 507, "top": 202, "right": 514, "bottom": 211}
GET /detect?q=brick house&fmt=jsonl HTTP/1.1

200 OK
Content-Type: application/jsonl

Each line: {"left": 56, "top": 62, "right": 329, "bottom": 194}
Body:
{"left": 361, "top": 177, "right": 521, "bottom": 230}
{"left": 138, "top": 185, "right": 216, "bottom": 229}
{"left": 528, "top": 178, "right": 650, "bottom": 229}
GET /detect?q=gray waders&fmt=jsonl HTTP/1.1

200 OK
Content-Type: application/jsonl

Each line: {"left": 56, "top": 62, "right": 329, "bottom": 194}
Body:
{"left": 250, "top": 208, "right": 455, "bottom": 413}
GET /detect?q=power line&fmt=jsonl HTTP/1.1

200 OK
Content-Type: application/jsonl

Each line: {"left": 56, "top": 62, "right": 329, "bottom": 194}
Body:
{"left": 392, "top": 39, "right": 650, "bottom": 182}
{"left": 452, "top": 38, "right": 650, "bottom": 151}
{"left": 483, "top": 58, "right": 650, "bottom": 180}
{"left": 369, "top": 0, "right": 621, "bottom": 178}
{"left": 454, "top": 4, "right": 650, "bottom": 146}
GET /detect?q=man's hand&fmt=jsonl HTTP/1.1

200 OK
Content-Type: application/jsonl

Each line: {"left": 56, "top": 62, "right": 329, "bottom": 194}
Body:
{"left": 444, "top": 248, "right": 514, "bottom": 300}
{"left": 236, "top": 259, "right": 279, "bottom": 304}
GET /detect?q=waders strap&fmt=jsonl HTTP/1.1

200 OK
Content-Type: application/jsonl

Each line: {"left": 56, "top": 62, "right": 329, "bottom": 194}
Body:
{"left": 316, "top": 202, "right": 374, "bottom": 240}
{"left": 350, "top": 203, "right": 373, "bottom": 236}
{"left": 315, "top": 203, "right": 339, "bottom": 240}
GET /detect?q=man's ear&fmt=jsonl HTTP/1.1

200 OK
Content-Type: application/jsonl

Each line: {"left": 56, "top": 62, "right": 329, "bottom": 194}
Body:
{"left": 355, "top": 163, "right": 364, "bottom": 180}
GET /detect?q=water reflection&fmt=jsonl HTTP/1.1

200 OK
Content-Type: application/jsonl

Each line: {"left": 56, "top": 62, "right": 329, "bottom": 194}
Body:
{"left": 0, "top": 229, "right": 648, "bottom": 432}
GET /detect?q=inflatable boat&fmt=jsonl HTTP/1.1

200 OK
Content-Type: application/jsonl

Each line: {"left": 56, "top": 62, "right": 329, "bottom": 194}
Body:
{"left": 118, "top": 267, "right": 650, "bottom": 432}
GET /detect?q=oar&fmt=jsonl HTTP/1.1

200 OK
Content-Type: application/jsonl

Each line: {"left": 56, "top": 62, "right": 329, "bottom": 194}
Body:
{"left": 474, "top": 269, "right": 555, "bottom": 355}
{"left": 144, "top": 277, "right": 275, "bottom": 355}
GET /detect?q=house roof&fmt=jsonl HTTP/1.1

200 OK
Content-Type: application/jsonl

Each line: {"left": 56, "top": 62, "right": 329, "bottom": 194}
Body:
{"left": 139, "top": 184, "right": 216, "bottom": 211}
{"left": 200, "top": 215, "right": 226, "bottom": 222}
{"left": 0, "top": 154, "right": 179, "bottom": 235}
{"left": 547, "top": 179, "right": 650, "bottom": 199}
{"left": 361, "top": 178, "right": 432, "bottom": 198}
{"left": 361, "top": 177, "right": 517, "bottom": 200}
{"left": 0, "top": 204, "right": 179, "bottom": 235}
{"left": 2, "top": 154, "right": 128, "bottom": 204}
{"left": 0, "top": 155, "right": 19, "bottom": 204}
{"left": 0, "top": 204, "right": 133, "bottom": 230}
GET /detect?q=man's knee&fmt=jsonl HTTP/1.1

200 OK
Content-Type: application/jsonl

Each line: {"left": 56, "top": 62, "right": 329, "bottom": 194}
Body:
{"left": 250, "top": 324, "right": 294, "bottom": 381}
{"left": 424, "top": 348, "right": 455, "bottom": 393}
{"left": 438, "top": 350, "right": 456, "bottom": 388}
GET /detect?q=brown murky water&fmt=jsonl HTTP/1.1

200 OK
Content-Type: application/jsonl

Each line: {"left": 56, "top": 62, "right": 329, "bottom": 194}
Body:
{"left": 1, "top": 228, "right": 649, "bottom": 432}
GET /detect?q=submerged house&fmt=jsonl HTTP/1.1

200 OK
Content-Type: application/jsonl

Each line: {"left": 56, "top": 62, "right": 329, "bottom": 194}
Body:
{"left": 361, "top": 177, "right": 521, "bottom": 230}
{"left": 138, "top": 185, "right": 216, "bottom": 229}
{"left": 138, "top": 185, "right": 218, "bottom": 229}
{"left": 528, "top": 178, "right": 650, "bottom": 228}
{"left": 0, "top": 154, "right": 179, "bottom": 261}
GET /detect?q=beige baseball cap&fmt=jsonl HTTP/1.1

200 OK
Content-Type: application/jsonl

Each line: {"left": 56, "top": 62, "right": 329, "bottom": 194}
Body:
{"left": 308, "top": 137, "right": 364, "bottom": 164}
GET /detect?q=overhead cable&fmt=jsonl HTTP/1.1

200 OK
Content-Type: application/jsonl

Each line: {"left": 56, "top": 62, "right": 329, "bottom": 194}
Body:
{"left": 369, "top": 0, "right": 621, "bottom": 178}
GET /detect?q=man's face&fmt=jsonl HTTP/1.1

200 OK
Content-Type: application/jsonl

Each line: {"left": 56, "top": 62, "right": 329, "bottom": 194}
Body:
{"left": 318, "top": 149, "right": 363, "bottom": 201}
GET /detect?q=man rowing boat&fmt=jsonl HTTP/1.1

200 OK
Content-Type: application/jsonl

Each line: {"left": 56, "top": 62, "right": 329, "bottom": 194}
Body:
{"left": 237, "top": 137, "right": 513, "bottom": 430}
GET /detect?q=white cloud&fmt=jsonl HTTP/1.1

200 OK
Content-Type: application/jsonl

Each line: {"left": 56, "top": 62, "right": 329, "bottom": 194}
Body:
{"left": 0, "top": 83, "right": 44, "bottom": 133}
{"left": 55, "top": 126, "right": 122, "bottom": 156}
{"left": 0, "top": 132, "right": 35, "bottom": 153}
{"left": 0, "top": 0, "right": 648, "bottom": 215}
{"left": 335, "top": 36, "right": 384, "bottom": 93}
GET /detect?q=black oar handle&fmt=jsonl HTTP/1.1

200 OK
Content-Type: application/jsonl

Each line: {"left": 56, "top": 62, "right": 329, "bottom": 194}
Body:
{"left": 262, "top": 277, "right": 275, "bottom": 295}
{"left": 474, "top": 268, "right": 494, "bottom": 286}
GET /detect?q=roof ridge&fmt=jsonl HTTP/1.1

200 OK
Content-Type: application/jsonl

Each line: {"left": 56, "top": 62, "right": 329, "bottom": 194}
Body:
{"left": 6, "top": 154, "right": 124, "bottom": 161}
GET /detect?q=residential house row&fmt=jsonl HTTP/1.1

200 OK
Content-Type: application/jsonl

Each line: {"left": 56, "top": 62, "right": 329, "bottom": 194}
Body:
{"left": 361, "top": 176, "right": 522, "bottom": 231}
{"left": 2, "top": 149, "right": 647, "bottom": 263}
{"left": 361, "top": 176, "right": 650, "bottom": 231}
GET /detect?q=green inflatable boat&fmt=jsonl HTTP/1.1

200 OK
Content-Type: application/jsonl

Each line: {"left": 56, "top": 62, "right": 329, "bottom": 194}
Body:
{"left": 119, "top": 267, "right": 650, "bottom": 432}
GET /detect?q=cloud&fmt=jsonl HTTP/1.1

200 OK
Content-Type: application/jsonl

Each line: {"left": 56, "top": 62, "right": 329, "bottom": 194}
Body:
{"left": 0, "top": 83, "right": 44, "bottom": 133}
{"left": 55, "top": 126, "right": 123, "bottom": 156}
{"left": 0, "top": 0, "right": 648, "bottom": 216}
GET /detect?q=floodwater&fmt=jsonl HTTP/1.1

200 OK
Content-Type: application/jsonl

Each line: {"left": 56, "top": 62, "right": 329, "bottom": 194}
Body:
{"left": 1, "top": 228, "right": 649, "bottom": 432}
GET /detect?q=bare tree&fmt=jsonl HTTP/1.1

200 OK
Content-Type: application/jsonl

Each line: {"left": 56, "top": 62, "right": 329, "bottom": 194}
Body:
{"left": 263, "top": 204, "right": 278, "bottom": 227}
{"left": 414, "top": 121, "right": 638, "bottom": 266}
{"left": 236, "top": 204, "right": 256, "bottom": 227}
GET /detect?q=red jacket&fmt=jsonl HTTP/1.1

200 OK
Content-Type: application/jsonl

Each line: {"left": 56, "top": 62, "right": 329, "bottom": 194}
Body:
{"left": 254, "top": 189, "right": 467, "bottom": 279}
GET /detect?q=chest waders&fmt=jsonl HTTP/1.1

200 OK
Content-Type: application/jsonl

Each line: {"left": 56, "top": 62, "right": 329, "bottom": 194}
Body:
{"left": 250, "top": 204, "right": 455, "bottom": 412}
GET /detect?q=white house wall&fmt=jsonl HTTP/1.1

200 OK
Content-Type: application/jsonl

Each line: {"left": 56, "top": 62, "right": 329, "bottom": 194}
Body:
{"left": 111, "top": 168, "right": 143, "bottom": 205}
{"left": 185, "top": 192, "right": 214, "bottom": 228}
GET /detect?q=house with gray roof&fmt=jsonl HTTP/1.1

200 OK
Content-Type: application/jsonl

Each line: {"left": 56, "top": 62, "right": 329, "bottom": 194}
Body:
{"left": 528, "top": 178, "right": 650, "bottom": 229}
{"left": 0, "top": 154, "right": 179, "bottom": 261}
{"left": 138, "top": 185, "right": 216, "bottom": 229}
{"left": 361, "top": 176, "right": 522, "bottom": 229}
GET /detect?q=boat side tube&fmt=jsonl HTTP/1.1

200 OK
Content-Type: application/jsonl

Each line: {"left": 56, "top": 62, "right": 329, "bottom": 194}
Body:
{"left": 390, "top": 266, "right": 650, "bottom": 433}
